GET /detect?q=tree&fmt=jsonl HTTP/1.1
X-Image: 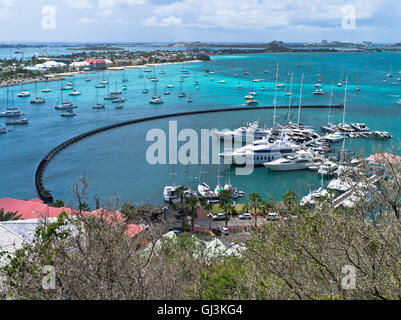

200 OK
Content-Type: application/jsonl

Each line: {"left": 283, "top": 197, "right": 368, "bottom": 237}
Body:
{"left": 185, "top": 196, "right": 198, "bottom": 232}
{"left": 175, "top": 186, "right": 187, "bottom": 213}
{"left": 248, "top": 192, "right": 261, "bottom": 228}
{"left": 259, "top": 200, "right": 273, "bottom": 216}
{"left": 283, "top": 190, "right": 298, "bottom": 211}
{"left": 218, "top": 190, "right": 233, "bottom": 228}
{"left": 0, "top": 208, "right": 22, "bottom": 221}
{"left": 53, "top": 200, "right": 65, "bottom": 208}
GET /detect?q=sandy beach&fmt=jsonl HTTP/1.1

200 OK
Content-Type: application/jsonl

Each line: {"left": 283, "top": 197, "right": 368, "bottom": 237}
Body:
{"left": 0, "top": 59, "right": 204, "bottom": 88}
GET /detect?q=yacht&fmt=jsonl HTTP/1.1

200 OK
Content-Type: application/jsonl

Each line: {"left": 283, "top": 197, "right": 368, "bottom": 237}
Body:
{"left": 214, "top": 122, "right": 269, "bottom": 142}
{"left": 300, "top": 188, "right": 328, "bottom": 206}
{"left": 350, "top": 123, "right": 369, "bottom": 132}
{"left": 85, "top": 78, "right": 91, "bottom": 82}
{"left": 198, "top": 183, "right": 218, "bottom": 200}
{"left": 115, "top": 104, "right": 124, "bottom": 110}
{"left": 149, "top": 97, "right": 163, "bottom": 104}
{"left": 219, "top": 139, "right": 301, "bottom": 166}
{"left": 17, "top": 91, "right": 31, "bottom": 97}
{"left": 0, "top": 108, "right": 22, "bottom": 117}
{"left": 263, "top": 151, "right": 315, "bottom": 171}
{"left": 164, "top": 90, "right": 170, "bottom": 95}
{"left": 61, "top": 109, "right": 76, "bottom": 117}
{"left": 163, "top": 185, "right": 178, "bottom": 202}
{"left": 122, "top": 85, "right": 127, "bottom": 90}
{"left": 323, "top": 132, "right": 346, "bottom": 143}
{"left": 244, "top": 94, "right": 254, "bottom": 99}
{"left": 69, "top": 90, "right": 81, "bottom": 96}
{"left": 42, "top": 88, "right": 51, "bottom": 92}
{"left": 55, "top": 103, "right": 76, "bottom": 110}
{"left": 246, "top": 99, "right": 258, "bottom": 105}
{"left": 396, "top": 99, "right": 401, "bottom": 105}
{"left": 93, "top": 104, "right": 105, "bottom": 110}
{"left": 313, "top": 89, "right": 325, "bottom": 95}
{"left": 0, "top": 126, "right": 6, "bottom": 134}
{"left": 142, "top": 89, "right": 149, "bottom": 93}
{"left": 30, "top": 97, "right": 45, "bottom": 104}
{"left": 112, "top": 97, "right": 126, "bottom": 103}
{"left": 187, "top": 97, "right": 193, "bottom": 103}
{"left": 95, "top": 84, "right": 106, "bottom": 88}
{"left": 6, "top": 118, "right": 28, "bottom": 125}
{"left": 218, "top": 80, "right": 226, "bottom": 84}
{"left": 62, "top": 85, "right": 73, "bottom": 91}
{"left": 167, "top": 84, "right": 174, "bottom": 88}
{"left": 179, "top": 92, "right": 186, "bottom": 98}
{"left": 276, "top": 83, "right": 284, "bottom": 88}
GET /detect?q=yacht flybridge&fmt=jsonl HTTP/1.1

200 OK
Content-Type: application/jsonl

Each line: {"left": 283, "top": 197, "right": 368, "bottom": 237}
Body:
{"left": 219, "top": 138, "right": 301, "bottom": 166}
{"left": 263, "top": 150, "right": 315, "bottom": 171}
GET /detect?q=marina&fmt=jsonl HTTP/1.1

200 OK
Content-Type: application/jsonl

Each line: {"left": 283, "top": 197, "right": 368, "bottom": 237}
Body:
{"left": 1, "top": 52, "right": 400, "bottom": 206}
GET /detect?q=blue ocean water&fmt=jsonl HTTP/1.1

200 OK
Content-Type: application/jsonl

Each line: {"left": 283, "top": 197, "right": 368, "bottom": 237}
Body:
{"left": 1, "top": 52, "right": 400, "bottom": 206}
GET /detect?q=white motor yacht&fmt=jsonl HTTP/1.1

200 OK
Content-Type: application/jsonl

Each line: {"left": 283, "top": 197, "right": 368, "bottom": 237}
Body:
{"left": 219, "top": 138, "right": 300, "bottom": 166}
{"left": 323, "top": 132, "right": 346, "bottom": 143}
{"left": 263, "top": 151, "right": 315, "bottom": 171}
{"left": 300, "top": 188, "right": 328, "bottom": 206}
{"left": 69, "top": 90, "right": 81, "bottom": 96}
{"left": 17, "top": 91, "right": 31, "bottom": 97}
{"left": 198, "top": 183, "right": 218, "bottom": 200}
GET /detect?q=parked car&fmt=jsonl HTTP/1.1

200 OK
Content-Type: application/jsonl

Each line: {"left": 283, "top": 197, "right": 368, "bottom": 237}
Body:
{"left": 239, "top": 213, "right": 252, "bottom": 220}
{"left": 221, "top": 227, "right": 229, "bottom": 235}
{"left": 213, "top": 213, "right": 229, "bottom": 221}
{"left": 211, "top": 228, "right": 222, "bottom": 236}
{"left": 266, "top": 212, "right": 280, "bottom": 221}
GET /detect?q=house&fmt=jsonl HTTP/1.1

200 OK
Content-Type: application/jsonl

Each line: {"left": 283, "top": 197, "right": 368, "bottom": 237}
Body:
{"left": 84, "top": 58, "right": 109, "bottom": 70}
{"left": 0, "top": 197, "right": 146, "bottom": 238}
{"left": 69, "top": 61, "right": 90, "bottom": 71}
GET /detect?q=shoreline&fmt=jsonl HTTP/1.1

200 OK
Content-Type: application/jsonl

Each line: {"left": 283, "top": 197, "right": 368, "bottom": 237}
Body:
{"left": 0, "top": 59, "right": 204, "bottom": 89}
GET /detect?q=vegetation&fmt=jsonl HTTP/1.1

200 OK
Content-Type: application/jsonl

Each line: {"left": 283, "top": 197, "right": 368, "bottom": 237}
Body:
{"left": 0, "top": 208, "right": 22, "bottom": 221}
{"left": 1, "top": 154, "right": 401, "bottom": 300}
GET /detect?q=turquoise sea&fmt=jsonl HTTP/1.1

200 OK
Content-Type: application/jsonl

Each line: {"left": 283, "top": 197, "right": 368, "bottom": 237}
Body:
{"left": 1, "top": 52, "right": 400, "bottom": 206}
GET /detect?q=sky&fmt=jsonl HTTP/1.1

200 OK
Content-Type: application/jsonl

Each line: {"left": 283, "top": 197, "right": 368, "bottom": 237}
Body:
{"left": 0, "top": 0, "right": 400, "bottom": 43}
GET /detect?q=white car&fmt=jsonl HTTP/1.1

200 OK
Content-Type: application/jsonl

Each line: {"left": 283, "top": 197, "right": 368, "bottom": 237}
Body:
{"left": 221, "top": 227, "right": 229, "bottom": 235}
{"left": 213, "top": 213, "right": 228, "bottom": 221}
{"left": 239, "top": 213, "right": 252, "bottom": 220}
{"left": 266, "top": 212, "right": 280, "bottom": 221}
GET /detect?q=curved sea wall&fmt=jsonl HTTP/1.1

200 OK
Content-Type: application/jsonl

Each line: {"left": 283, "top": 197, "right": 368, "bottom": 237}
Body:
{"left": 35, "top": 105, "right": 341, "bottom": 203}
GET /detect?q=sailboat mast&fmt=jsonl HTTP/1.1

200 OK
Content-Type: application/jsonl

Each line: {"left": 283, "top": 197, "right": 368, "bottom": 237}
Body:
{"left": 287, "top": 71, "right": 293, "bottom": 123}
{"left": 342, "top": 77, "right": 348, "bottom": 125}
{"left": 297, "top": 73, "right": 304, "bottom": 126}
{"left": 273, "top": 62, "right": 279, "bottom": 127}
{"left": 328, "top": 81, "right": 334, "bottom": 124}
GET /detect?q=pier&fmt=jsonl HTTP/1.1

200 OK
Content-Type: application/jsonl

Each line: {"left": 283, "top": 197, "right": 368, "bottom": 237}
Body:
{"left": 34, "top": 104, "right": 342, "bottom": 203}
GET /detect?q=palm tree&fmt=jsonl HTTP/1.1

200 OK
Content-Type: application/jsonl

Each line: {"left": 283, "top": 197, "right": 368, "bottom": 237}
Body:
{"left": 259, "top": 200, "right": 273, "bottom": 217}
{"left": 175, "top": 186, "right": 187, "bottom": 213}
{"left": 218, "top": 189, "right": 233, "bottom": 228}
{"left": 249, "top": 192, "right": 261, "bottom": 228}
{"left": 185, "top": 196, "right": 198, "bottom": 232}
{"left": 0, "top": 208, "right": 22, "bottom": 221}
{"left": 199, "top": 197, "right": 214, "bottom": 229}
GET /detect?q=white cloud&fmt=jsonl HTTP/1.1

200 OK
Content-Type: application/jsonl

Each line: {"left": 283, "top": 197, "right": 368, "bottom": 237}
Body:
{"left": 0, "top": 0, "right": 16, "bottom": 17}
{"left": 142, "top": 15, "right": 182, "bottom": 27}
{"left": 78, "top": 17, "right": 97, "bottom": 24}
{"left": 67, "top": 0, "right": 93, "bottom": 9}
{"left": 147, "top": 0, "right": 383, "bottom": 31}
{"left": 97, "top": 0, "right": 146, "bottom": 17}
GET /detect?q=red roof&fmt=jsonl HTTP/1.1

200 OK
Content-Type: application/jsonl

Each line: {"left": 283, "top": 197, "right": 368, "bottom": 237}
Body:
{"left": 85, "top": 58, "right": 106, "bottom": 64}
{"left": 366, "top": 153, "right": 401, "bottom": 164}
{"left": 0, "top": 198, "right": 145, "bottom": 237}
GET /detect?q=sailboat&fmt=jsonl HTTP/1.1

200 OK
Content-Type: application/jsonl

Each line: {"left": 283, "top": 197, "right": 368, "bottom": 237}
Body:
{"left": 93, "top": 90, "right": 105, "bottom": 109}
{"left": 55, "top": 83, "right": 76, "bottom": 110}
{"left": 41, "top": 79, "right": 51, "bottom": 92}
{"left": 320, "top": 82, "right": 337, "bottom": 132}
{"left": 104, "top": 80, "right": 115, "bottom": 100}
{"left": 17, "top": 83, "right": 31, "bottom": 97}
{"left": 30, "top": 81, "right": 45, "bottom": 104}
{"left": 214, "top": 165, "right": 223, "bottom": 196}
{"left": 149, "top": 81, "right": 163, "bottom": 104}
{"left": 111, "top": 81, "right": 122, "bottom": 95}
{"left": 5, "top": 92, "right": 28, "bottom": 125}
{"left": 122, "top": 69, "right": 129, "bottom": 82}
{"left": 142, "top": 80, "right": 149, "bottom": 94}
{"left": 178, "top": 82, "right": 186, "bottom": 98}
{"left": 197, "top": 166, "right": 218, "bottom": 202}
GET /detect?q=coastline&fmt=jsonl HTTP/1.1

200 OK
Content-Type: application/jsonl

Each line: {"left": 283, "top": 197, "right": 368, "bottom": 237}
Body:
{"left": 0, "top": 59, "right": 204, "bottom": 89}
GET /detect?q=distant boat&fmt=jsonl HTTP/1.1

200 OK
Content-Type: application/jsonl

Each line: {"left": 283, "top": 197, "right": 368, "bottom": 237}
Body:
{"left": 30, "top": 81, "right": 46, "bottom": 104}
{"left": 218, "top": 79, "right": 226, "bottom": 84}
{"left": 69, "top": 90, "right": 81, "bottom": 96}
{"left": 6, "top": 118, "right": 28, "bottom": 125}
{"left": 187, "top": 97, "right": 193, "bottom": 103}
{"left": 61, "top": 109, "right": 76, "bottom": 117}
{"left": 42, "top": 87, "right": 51, "bottom": 92}
{"left": 93, "top": 91, "right": 105, "bottom": 109}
